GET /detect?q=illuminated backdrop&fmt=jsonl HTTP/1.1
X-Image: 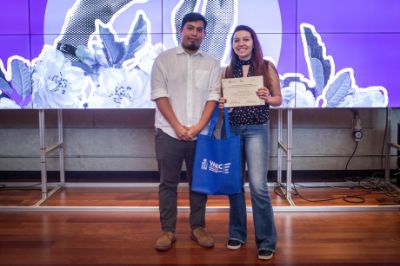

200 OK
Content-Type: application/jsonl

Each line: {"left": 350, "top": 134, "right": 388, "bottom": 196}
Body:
{"left": 0, "top": 0, "right": 399, "bottom": 109}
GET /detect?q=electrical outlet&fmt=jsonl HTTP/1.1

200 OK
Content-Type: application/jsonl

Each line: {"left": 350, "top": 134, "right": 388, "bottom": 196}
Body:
{"left": 352, "top": 111, "right": 363, "bottom": 142}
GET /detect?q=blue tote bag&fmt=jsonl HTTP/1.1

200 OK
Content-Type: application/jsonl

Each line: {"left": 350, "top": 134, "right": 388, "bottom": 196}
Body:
{"left": 192, "top": 107, "right": 241, "bottom": 195}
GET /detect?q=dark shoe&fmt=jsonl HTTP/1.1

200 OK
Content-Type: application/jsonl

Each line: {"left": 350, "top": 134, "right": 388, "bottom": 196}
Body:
{"left": 226, "top": 239, "right": 243, "bottom": 250}
{"left": 258, "top": 249, "right": 274, "bottom": 260}
{"left": 191, "top": 227, "right": 214, "bottom": 248}
{"left": 155, "top": 231, "right": 175, "bottom": 251}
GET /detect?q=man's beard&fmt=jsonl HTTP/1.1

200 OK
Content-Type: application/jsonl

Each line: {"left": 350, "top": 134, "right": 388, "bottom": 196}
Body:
{"left": 183, "top": 42, "right": 200, "bottom": 52}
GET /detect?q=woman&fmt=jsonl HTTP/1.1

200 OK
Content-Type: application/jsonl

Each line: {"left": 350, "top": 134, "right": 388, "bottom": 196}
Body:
{"left": 219, "top": 25, "right": 282, "bottom": 260}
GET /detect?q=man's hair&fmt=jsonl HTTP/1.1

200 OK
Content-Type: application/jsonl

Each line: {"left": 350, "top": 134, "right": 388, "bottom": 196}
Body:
{"left": 180, "top": 12, "right": 207, "bottom": 30}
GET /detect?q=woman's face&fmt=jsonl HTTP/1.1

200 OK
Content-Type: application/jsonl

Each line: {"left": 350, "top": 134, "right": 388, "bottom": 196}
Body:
{"left": 233, "top": 30, "right": 253, "bottom": 60}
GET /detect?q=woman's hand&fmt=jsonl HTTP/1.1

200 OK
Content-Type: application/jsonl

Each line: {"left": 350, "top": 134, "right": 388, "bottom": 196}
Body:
{"left": 218, "top": 97, "right": 227, "bottom": 109}
{"left": 256, "top": 87, "right": 272, "bottom": 104}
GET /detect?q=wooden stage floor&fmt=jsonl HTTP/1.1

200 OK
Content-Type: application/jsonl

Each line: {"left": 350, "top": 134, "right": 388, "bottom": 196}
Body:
{"left": 0, "top": 183, "right": 399, "bottom": 207}
{"left": 0, "top": 184, "right": 399, "bottom": 265}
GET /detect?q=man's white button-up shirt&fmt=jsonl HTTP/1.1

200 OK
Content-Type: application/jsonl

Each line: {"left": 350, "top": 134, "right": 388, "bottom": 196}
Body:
{"left": 151, "top": 45, "right": 221, "bottom": 139}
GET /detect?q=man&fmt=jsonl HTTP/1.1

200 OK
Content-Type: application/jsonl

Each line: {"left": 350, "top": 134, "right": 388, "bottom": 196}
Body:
{"left": 150, "top": 12, "right": 220, "bottom": 251}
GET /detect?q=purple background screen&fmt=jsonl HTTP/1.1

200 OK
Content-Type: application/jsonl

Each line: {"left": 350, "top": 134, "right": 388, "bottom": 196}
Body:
{"left": 0, "top": 0, "right": 399, "bottom": 108}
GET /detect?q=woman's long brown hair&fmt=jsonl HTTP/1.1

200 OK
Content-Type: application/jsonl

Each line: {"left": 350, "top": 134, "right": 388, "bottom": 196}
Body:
{"left": 225, "top": 25, "right": 268, "bottom": 80}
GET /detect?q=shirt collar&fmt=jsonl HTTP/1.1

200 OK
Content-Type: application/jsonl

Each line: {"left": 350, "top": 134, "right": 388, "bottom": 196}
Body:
{"left": 176, "top": 44, "right": 204, "bottom": 57}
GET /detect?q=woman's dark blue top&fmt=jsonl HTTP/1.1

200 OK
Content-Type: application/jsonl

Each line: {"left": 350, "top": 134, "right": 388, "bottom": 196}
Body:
{"left": 229, "top": 59, "right": 270, "bottom": 126}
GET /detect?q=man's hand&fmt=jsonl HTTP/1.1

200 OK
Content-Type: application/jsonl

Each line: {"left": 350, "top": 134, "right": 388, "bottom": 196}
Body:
{"left": 186, "top": 124, "right": 202, "bottom": 140}
{"left": 174, "top": 124, "right": 192, "bottom": 141}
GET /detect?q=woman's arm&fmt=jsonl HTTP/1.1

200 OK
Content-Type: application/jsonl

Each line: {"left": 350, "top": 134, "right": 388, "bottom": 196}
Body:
{"left": 257, "top": 61, "right": 282, "bottom": 106}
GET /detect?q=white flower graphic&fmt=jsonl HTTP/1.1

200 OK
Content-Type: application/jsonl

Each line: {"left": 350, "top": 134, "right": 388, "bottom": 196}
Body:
{"left": 281, "top": 81, "right": 315, "bottom": 108}
{"left": 336, "top": 86, "right": 388, "bottom": 107}
{"left": 125, "top": 43, "right": 164, "bottom": 75}
{"left": 86, "top": 67, "right": 153, "bottom": 108}
{"left": 31, "top": 46, "right": 91, "bottom": 108}
{"left": 0, "top": 96, "right": 20, "bottom": 109}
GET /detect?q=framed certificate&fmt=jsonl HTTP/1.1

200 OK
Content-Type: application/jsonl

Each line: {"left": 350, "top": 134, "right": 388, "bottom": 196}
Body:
{"left": 221, "top": 75, "right": 265, "bottom": 107}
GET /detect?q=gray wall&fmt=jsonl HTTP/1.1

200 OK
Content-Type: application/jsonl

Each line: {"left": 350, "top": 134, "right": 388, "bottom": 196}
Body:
{"left": 0, "top": 108, "right": 399, "bottom": 172}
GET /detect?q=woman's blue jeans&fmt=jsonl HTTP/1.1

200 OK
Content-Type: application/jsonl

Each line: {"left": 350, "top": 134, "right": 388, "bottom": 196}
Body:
{"left": 228, "top": 122, "right": 277, "bottom": 251}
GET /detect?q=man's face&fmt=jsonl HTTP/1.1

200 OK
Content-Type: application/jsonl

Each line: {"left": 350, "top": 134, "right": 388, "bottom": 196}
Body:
{"left": 180, "top": 20, "right": 205, "bottom": 53}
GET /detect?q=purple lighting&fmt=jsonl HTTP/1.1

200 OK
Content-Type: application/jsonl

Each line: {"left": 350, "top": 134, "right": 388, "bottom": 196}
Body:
{"left": 0, "top": 0, "right": 399, "bottom": 109}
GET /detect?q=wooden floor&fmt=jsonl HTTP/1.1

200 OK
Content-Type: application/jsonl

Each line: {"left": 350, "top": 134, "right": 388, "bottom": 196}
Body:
{"left": 0, "top": 185, "right": 399, "bottom": 265}
{"left": 0, "top": 184, "right": 399, "bottom": 207}
{"left": 0, "top": 211, "right": 399, "bottom": 265}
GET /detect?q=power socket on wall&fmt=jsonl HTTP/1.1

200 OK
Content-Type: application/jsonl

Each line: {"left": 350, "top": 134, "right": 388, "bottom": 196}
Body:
{"left": 352, "top": 111, "right": 363, "bottom": 142}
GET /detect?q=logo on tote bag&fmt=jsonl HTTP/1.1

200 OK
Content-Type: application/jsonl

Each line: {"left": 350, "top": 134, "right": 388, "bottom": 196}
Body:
{"left": 201, "top": 158, "right": 231, "bottom": 174}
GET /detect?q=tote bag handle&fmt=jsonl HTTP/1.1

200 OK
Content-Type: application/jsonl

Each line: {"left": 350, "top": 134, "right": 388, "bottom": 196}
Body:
{"left": 207, "top": 107, "right": 231, "bottom": 138}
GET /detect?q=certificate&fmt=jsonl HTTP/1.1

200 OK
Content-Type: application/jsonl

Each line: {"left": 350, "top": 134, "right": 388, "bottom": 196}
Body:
{"left": 221, "top": 75, "right": 264, "bottom": 107}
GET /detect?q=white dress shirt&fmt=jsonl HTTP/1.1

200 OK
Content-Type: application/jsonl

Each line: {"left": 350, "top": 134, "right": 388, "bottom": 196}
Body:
{"left": 151, "top": 45, "right": 221, "bottom": 139}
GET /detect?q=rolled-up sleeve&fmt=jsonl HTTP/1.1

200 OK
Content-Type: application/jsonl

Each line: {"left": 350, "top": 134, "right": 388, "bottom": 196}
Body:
{"left": 207, "top": 60, "right": 221, "bottom": 102}
{"left": 150, "top": 57, "right": 169, "bottom": 101}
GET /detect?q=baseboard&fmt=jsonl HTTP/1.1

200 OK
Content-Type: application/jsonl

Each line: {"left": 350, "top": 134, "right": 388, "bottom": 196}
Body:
{"left": 0, "top": 170, "right": 393, "bottom": 183}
